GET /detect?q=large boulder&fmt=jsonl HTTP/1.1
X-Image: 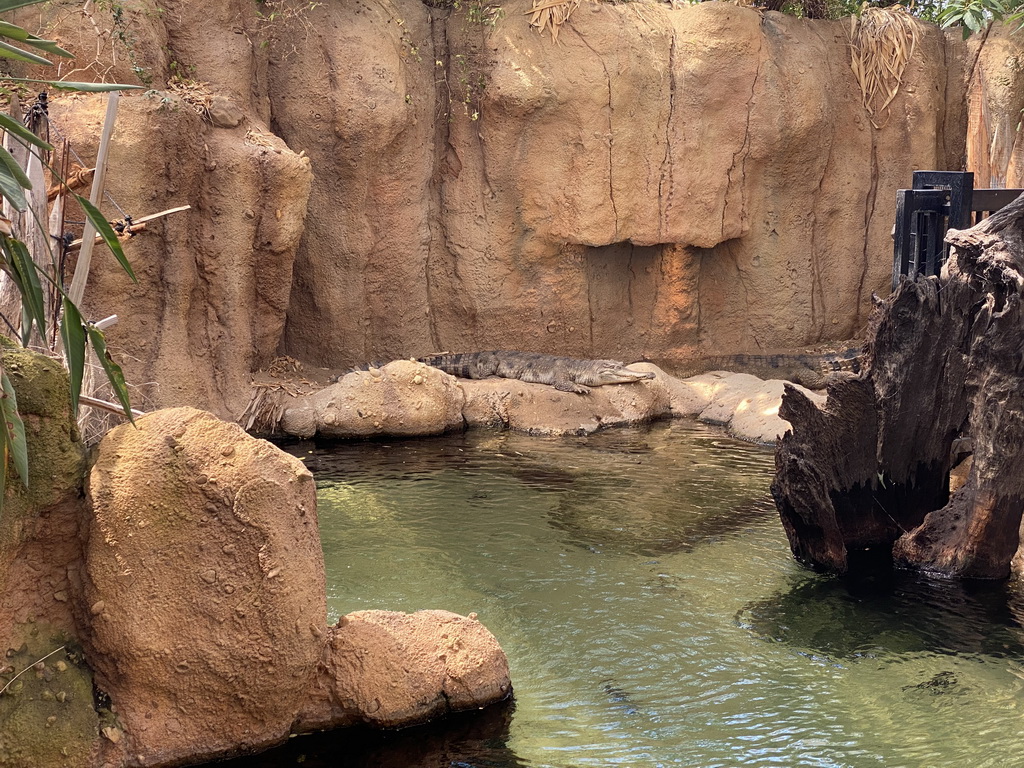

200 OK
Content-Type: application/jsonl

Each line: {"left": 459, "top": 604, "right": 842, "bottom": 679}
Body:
{"left": 80, "top": 407, "right": 327, "bottom": 765}
{"left": 300, "top": 610, "right": 512, "bottom": 731}
{"left": 0, "top": 361, "right": 514, "bottom": 768}
{"left": 281, "top": 360, "right": 466, "bottom": 438}
{"left": 674, "top": 372, "right": 825, "bottom": 445}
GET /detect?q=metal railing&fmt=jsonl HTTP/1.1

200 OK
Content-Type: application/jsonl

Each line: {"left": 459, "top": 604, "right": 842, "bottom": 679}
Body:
{"left": 892, "top": 171, "right": 1023, "bottom": 290}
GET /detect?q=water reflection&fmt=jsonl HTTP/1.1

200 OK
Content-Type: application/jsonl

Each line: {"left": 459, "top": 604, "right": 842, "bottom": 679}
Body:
{"left": 214, "top": 698, "right": 523, "bottom": 768}
{"left": 216, "top": 421, "right": 1024, "bottom": 768}
{"left": 298, "top": 422, "right": 775, "bottom": 559}
{"left": 739, "top": 571, "right": 1024, "bottom": 661}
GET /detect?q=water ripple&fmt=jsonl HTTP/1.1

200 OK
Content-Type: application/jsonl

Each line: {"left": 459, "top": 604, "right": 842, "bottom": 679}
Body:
{"left": 223, "top": 420, "right": 1024, "bottom": 768}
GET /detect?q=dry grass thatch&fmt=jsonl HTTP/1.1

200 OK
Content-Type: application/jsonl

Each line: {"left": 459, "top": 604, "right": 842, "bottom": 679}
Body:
{"left": 238, "top": 383, "right": 289, "bottom": 435}
{"left": 167, "top": 75, "right": 214, "bottom": 122}
{"left": 526, "top": 0, "right": 583, "bottom": 43}
{"left": 847, "top": 5, "right": 919, "bottom": 128}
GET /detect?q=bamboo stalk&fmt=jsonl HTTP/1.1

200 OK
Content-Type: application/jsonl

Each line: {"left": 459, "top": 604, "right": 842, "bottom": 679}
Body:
{"left": 79, "top": 394, "right": 145, "bottom": 418}
{"left": 65, "top": 205, "right": 190, "bottom": 251}
{"left": 67, "top": 90, "right": 119, "bottom": 306}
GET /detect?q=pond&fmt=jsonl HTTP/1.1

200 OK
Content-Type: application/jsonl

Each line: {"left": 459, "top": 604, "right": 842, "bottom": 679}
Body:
{"left": 220, "top": 420, "right": 1024, "bottom": 768}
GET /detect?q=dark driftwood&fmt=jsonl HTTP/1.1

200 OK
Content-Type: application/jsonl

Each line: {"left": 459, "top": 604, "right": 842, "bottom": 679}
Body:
{"left": 773, "top": 192, "right": 1024, "bottom": 579}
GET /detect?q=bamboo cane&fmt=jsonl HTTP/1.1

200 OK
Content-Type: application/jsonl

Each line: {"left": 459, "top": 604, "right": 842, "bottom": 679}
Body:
{"left": 65, "top": 205, "right": 191, "bottom": 250}
{"left": 67, "top": 90, "right": 119, "bottom": 306}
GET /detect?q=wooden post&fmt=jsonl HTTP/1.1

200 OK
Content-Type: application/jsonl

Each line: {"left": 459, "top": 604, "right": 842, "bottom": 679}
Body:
{"left": 67, "top": 90, "right": 119, "bottom": 306}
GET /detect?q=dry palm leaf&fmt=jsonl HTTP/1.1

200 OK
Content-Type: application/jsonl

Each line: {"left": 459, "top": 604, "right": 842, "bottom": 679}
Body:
{"left": 847, "top": 5, "right": 919, "bottom": 129}
{"left": 526, "top": 0, "right": 583, "bottom": 43}
{"left": 239, "top": 383, "right": 287, "bottom": 434}
{"left": 168, "top": 75, "right": 214, "bottom": 122}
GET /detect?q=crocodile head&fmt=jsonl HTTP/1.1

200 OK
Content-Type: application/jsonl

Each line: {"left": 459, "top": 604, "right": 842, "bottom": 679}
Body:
{"left": 591, "top": 361, "right": 656, "bottom": 386}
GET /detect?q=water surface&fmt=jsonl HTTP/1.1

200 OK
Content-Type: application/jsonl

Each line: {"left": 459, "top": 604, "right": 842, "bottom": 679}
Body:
{"left": 225, "top": 421, "right": 1024, "bottom": 768}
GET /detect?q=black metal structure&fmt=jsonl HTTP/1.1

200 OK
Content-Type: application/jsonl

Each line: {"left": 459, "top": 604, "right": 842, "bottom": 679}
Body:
{"left": 892, "top": 171, "right": 1024, "bottom": 290}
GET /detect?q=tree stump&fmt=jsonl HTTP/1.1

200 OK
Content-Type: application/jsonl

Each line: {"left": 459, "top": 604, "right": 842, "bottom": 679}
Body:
{"left": 772, "top": 193, "right": 1024, "bottom": 580}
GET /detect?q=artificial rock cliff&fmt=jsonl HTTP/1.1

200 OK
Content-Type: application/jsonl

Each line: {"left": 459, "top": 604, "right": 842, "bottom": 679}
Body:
{"left": 13, "top": 0, "right": 991, "bottom": 420}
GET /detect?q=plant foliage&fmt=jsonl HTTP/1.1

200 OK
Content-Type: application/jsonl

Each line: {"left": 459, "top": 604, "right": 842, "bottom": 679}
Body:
{"left": 0, "top": 1, "right": 141, "bottom": 503}
{"left": 936, "top": 0, "right": 1024, "bottom": 37}
{"left": 699, "top": 0, "right": 1024, "bottom": 30}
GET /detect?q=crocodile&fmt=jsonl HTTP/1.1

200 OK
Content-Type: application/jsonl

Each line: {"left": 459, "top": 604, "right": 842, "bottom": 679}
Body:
{"left": 416, "top": 351, "right": 655, "bottom": 395}
{"left": 667, "top": 347, "right": 865, "bottom": 390}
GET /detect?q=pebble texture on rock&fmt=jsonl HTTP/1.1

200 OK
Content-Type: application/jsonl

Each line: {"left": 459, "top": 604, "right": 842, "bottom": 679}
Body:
{"left": 82, "top": 408, "right": 327, "bottom": 765}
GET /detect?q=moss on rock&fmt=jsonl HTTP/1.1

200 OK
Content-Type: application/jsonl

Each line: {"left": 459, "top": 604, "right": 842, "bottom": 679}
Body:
{"left": 0, "top": 623, "right": 99, "bottom": 768}
{"left": 0, "top": 347, "right": 96, "bottom": 766}
{"left": 0, "top": 346, "right": 87, "bottom": 550}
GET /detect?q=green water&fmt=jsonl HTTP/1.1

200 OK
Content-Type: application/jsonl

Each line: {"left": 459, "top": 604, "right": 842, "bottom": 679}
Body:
{"left": 230, "top": 420, "right": 1024, "bottom": 768}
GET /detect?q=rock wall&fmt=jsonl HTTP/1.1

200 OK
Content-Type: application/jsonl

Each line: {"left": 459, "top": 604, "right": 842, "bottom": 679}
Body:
{"left": 966, "top": 24, "right": 1024, "bottom": 188}
{"left": 17, "top": 0, "right": 981, "bottom": 418}
{"left": 275, "top": 1, "right": 967, "bottom": 369}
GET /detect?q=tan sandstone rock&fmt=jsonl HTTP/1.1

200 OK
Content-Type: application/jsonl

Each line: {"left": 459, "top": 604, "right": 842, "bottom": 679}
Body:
{"left": 300, "top": 609, "right": 512, "bottom": 731}
{"left": 47, "top": 89, "right": 312, "bottom": 421}
{"left": 0, "top": 375, "right": 514, "bottom": 766}
{"left": 285, "top": 360, "right": 466, "bottom": 438}
{"left": 686, "top": 372, "right": 825, "bottom": 444}
{"left": 81, "top": 407, "right": 327, "bottom": 766}
{"left": 277, "top": 1, "right": 965, "bottom": 370}
{"left": 16, "top": 1, "right": 973, "bottom": 423}
{"left": 966, "top": 23, "right": 1024, "bottom": 188}
{"left": 461, "top": 367, "right": 669, "bottom": 436}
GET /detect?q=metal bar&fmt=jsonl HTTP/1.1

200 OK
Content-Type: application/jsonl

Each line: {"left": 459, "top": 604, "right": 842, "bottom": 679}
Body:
{"left": 972, "top": 189, "right": 1022, "bottom": 214}
{"left": 923, "top": 211, "right": 944, "bottom": 277}
{"left": 895, "top": 175, "right": 1023, "bottom": 290}
{"left": 893, "top": 189, "right": 912, "bottom": 291}
{"left": 893, "top": 189, "right": 948, "bottom": 290}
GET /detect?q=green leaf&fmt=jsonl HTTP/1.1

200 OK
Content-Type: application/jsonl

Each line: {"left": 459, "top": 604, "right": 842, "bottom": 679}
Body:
{"left": 0, "top": 143, "right": 31, "bottom": 192}
{"left": 0, "top": 368, "right": 28, "bottom": 488}
{"left": 0, "top": 40, "right": 52, "bottom": 67}
{"left": 86, "top": 323, "right": 134, "bottom": 424}
{"left": 76, "top": 195, "right": 137, "bottom": 282}
{"left": 0, "top": 428, "right": 7, "bottom": 503}
{"left": 3, "top": 237, "right": 45, "bottom": 344}
{"left": 0, "top": 113, "right": 52, "bottom": 151}
{"left": 0, "top": 0, "right": 50, "bottom": 14}
{"left": 1, "top": 78, "right": 143, "bottom": 92}
{"left": 0, "top": 23, "right": 73, "bottom": 58}
{"left": 0, "top": 157, "right": 28, "bottom": 211}
{"left": 59, "top": 298, "right": 86, "bottom": 417}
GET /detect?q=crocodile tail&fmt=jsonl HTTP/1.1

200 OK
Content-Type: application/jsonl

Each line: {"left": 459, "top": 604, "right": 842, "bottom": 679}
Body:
{"left": 418, "top": 351, "right": 499, "bottom": 379}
